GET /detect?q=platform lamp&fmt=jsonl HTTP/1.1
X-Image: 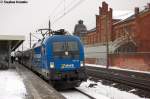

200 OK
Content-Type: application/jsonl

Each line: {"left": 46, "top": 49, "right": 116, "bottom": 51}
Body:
{"left": 105, "top": 15, "right": 109, "bottom": 69}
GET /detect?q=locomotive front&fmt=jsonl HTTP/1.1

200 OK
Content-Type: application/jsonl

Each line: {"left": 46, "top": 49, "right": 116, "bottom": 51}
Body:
{"left": 44, "top": 35, "right": 87, "bottom": 88}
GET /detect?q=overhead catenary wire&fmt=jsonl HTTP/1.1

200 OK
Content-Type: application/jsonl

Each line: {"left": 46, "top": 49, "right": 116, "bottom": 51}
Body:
{"left": 50, "top": 0, "right": 77, "bottom": 21}
{"left": 52, "top": 0, "right": 86, "bottom": 24}
{"left": 49, "top": 0, "right": 64, "bottom": 19}
{"left": 52, "top": 0, "right": 85, "bottom": 24}
{"left": 29, "top": 0, "right": 86, "bottom": 47}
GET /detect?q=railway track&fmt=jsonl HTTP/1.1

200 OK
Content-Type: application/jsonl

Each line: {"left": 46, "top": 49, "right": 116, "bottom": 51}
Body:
{"left": 86, "top": 66, "right": 150, "bottom": 91}
{"left": 20, "top": 63, "right": 95, "bottom": 99}
{"left": 60, "top": 88, "right": 96, "bottom": 99}
{"left": 75, "top": 88, "right": 95, "bottom": 99}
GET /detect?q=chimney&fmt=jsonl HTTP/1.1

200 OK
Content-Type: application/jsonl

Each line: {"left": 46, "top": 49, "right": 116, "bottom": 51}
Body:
{"left": 135, "top": 7, "right": 139, "bottom": 15}
{"left": 102, "top": 2, "right": 107, "bottom": 6}
{"left": 101, "top": 1, "right": 108, "bottom": 15}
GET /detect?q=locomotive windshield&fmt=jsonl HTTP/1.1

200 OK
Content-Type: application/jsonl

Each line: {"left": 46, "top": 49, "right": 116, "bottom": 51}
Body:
{"left": 53, "top": 41, "right": 79, "bottom": 59}
{"left": 53, "top": 41, "right": 79, "bottom": 52}
{"left": 53, "top": 42, "right": 65, "bottom": 52}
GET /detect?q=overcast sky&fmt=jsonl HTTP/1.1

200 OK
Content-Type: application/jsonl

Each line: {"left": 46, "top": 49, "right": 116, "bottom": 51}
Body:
{"left": 0, "top": 0, "right": 149, "bottom": 50}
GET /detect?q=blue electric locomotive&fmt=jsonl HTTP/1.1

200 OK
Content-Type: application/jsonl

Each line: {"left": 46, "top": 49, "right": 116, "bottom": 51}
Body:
{"left": 21, "top": 30, "right": 87, "bottom": 89}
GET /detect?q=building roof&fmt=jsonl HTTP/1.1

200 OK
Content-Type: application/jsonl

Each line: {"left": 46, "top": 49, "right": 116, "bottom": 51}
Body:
{"left": 87, "top": 28, "right": 96, "bottom": 33}
{"left": 114, "top": 8, "right": 150, "bottom": 25}
{"left": 0, "top": 35, "right": 25, "bottom": 51}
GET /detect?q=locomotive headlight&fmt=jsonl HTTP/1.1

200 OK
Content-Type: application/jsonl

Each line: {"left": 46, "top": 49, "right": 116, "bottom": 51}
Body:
{"left": 50, "top": 62, "right": 54, "bottom": 68}
{"left": 80, "top": 61, "right": 84, "bottom": 67}
{"left": 65, "top": 51, "right": 68, "bottom": 56}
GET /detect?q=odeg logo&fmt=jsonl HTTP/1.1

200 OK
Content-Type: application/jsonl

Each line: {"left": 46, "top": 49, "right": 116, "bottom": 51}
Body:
{"left": 61, "top": 64, "right": 74, "bottom": 68}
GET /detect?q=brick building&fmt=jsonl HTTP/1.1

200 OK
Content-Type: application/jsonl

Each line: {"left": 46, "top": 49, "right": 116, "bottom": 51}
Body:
{"left": 85, "top": 2, "right": 113, "bottom": 45}
{"left": 84, "top": 2, "right": 150, "bottom": 71}
{"left": 113, "top": 6, "right": 150, "bottom": 52}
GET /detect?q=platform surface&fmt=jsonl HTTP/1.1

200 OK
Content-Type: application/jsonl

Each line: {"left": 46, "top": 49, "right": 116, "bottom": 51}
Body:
{"left": 15, "top": 63, "right": 65, "bottom": 99}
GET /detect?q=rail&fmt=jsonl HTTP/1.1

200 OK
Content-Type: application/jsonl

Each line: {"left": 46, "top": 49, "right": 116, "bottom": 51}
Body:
{"left": 86, "top": 66, "right": 150, "bottom": 91}
{"left": 75, "top": 88, "right": 95, "bottom": 99}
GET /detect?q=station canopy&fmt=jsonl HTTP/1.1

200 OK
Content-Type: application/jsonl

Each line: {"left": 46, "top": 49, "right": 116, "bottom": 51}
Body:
{"left": 0, "top": 35, "right": 25, "bottom": 51}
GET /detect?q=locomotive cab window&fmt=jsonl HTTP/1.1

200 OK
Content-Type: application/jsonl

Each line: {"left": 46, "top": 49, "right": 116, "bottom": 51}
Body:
{"left": 53, "top": 41, "right": 79, "bottom": 52}
{"left": 53, "top": 41, "right": 79, "bottom": 59}
{"left": 53, "top": 42, "right": 65, "bottom": 52}
{"left": 67, "top": 41, "right": 78, "bottom": 51}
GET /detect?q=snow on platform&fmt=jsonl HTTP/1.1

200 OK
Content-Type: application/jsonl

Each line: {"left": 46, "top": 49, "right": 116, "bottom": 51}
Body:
{"left": 0, "top": 63, "right": 65, "bottom": 99}
{"left": 16, "top": 63, "right": 65, "bottom": 99}
{"left": 0, "top": 69, "right": 26, "bottom": 99}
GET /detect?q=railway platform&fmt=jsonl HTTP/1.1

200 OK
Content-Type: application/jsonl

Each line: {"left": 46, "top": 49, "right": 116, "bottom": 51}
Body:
{"left": 0, "top": 35, "right": 25, "bottom": 69}
{"left": 14, "top": 63, "right": 65, "bottom": 99}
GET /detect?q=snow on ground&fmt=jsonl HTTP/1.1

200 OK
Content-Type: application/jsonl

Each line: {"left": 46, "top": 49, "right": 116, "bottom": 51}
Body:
{"left": 61, "top": 88, "right": 110, "bottom": 99}
{"left": 0, "top": 70, "right": 27, "bottom": 99}
{"left": 86, "top": 63, "right": 150, "bottom": 74}
{"left": 61, "top": 90, "right": 91, "bottom": 99}
{"left": 77, "top": 79, "right": 148, "bottom": 99}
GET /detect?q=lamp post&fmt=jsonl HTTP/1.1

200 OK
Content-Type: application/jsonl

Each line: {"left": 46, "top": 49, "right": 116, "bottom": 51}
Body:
{"left": 105, "top": 15, "right": 109, "bottom": 69}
